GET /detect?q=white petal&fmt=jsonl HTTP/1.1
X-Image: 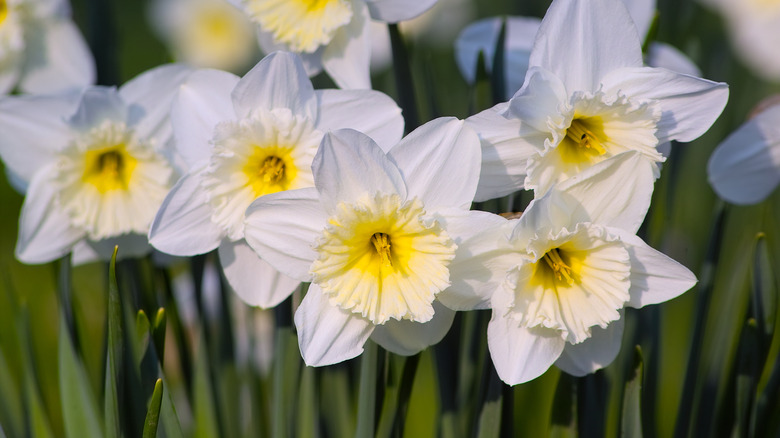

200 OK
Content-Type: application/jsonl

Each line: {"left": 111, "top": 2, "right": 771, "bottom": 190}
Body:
{"left": 314, "top": 89, "right": 403, "bottom": 151}
{"left": 255, "top": 28, "right": 325, "bottom": 77}
{"left": 647, "top": 42, "right": 701, "bottom": 77}
{"left": 529, "top": 0, "right": 643, "bottom": 92}
{"left": 388, "top": 118, "right": 480, "bottom": 210}
{"left": 218, "top": 239, "right": 301, "bottom": 308}
{"left": 622, "top": 0, "right": 655, "bottom": 42}
{"left": 243, "top": 187, "right": 325, "bottom": 282}
{"left": 555, "top": 151, "right": 655, "bottom": 234}
{"left": 19, "top": 19, "right": 95, "bottom": 94}
{"left": 148, "top": 169, "right": 225, "bottom": 256}
{"left": 231, "top": 52, "right": 317, "bottom": 120}
{"left": 613, "top": 231, "right": 697, "bottom": 308}
{"left": 465, "top": 103, "right": 540, "bottom": 201}
{"left": 487, "top": 307, "right": 566, "bottom": 385}
{"left": 364, "top": 0, "right": 437, "bottom": 22}
{"left": 85, "top": 234, "right": 152, "bottom": 261}
{"left": 119, "top": 64, "right": 194, "bottom": 143}
{"left": 314, "top": 129, "right": 406, "bottom": 212}
{"left": 16, "top": 164, "right": 84, "bottom": 264}
{"left": 171, "top": 69, "right": 240, "bottom": 168}
{"left": 555, "top": 316, "right": 624, "bottom": 376}
{"left": 370, "top": 301, "right": 455, "bottom": 355}
{"left": 438, "top": 210, "right": 518, "bottom": 311}
{"left": 0, "top": 64, "right": 20, "bottom": 94}
{"left": 708, "top": 105, "right": 780, "bottom": 205}
{"left": 0, "top": 93, "right": 78, "bottom": 187}
{"left": 68, "top": 87, "right": 128, "bottom": 131}
{"left": 321, "top": 0, "right": 372, "bottom": 89}
{"left": 71, "top": 240, "right": 101, "bottom": 266}
{"left": 294, "top": 284, "right": 375, "bottom": 366}
{"left": 601, "top": 66, "right": 728, "bottom": 143}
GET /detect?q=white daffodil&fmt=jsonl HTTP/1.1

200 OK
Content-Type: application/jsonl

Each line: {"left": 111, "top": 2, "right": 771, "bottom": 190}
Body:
{"left": 708, "top": 101, "right": 780, "bottom": 205}
{"left": 149, "top": 0, "right": 258, "bottom": 72}
{"left": 468, "top": 152, "right": 696, "bottom": 385}
{"left": 464, "top": 0, "right": 728, "bottom": 201}
{"left": 230, "top": 0, "right": 437, "bottom": 89}
{"left": 455, "top": 0, "right": 701, "bottom": 101}
{"left": 699, "top": 0, "right": 780, "bottom": 81}
{"left": 148, "top": 51, "right": 404, "bottom": 309}
{"left": 0, "top": 0, "right": 94, "bottom": 94}
{"left": 0, "top": 64, "right": 192, "bottom": 264}
{"left": 243, "top": 118, "right": 503, "bottom": 365}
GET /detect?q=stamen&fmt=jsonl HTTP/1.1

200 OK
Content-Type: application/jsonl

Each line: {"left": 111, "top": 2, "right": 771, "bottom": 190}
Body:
{"left": 566, "top": 119, "right": 606, "bottom": 155}
{"left": 259, "top": 156, "right": 286, "bottom": 184}
{"left": 542, "top": 248, "right": 575, "bottom": 285}
{"left": 97, "top": 151, "right": 123, "bottom": 179}
{"left": 370, "top": 232, "right": 393, "bottom": 267}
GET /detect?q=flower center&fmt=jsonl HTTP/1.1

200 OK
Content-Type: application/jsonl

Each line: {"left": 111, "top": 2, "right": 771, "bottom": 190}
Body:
{"left": 245, "top": 0, "right": 353, "bottom": 53}
{"left": 311, "top": 194, "right": 456, "bottom": 324}
{"left": 540, "top": 248, "right": 576, "bottom": 286}
{"left": 0, "top": 0, "right": 8, "bottom": 25}
{"left": 82, "top": 147, "right": 137, "bottom": 193}
{"left": 560, "top": 117, "right": 607, "bottom": 164}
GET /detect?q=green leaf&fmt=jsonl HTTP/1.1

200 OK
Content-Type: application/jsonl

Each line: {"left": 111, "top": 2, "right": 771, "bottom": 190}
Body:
{"left": 58, "top": 317, "right": 103, "bottom": 438}
{"left": 355, "top": 341, "right": 378, "bottom": 438}
{"left": 152, "top": 308, "right": 167, "bottom": 366}
{"left": 160, "top": 377, "right": 184, "bottom": 438}
{"left": 752, "top": 234, "right": 776, "bottom": 342}
{"left": 16, "top": 308, "right": 54, "bottom": 438}
{"left": 296, "top": 365, "right": 319, "bottom": 438}
{"left": 475, "top": 369, "right": 503, "bottom": 438}
{"left": 490, "top": 16, "right": 507, "bottom": 105}
{"left": 142, "top": 379, "right": 164, "bottom": 438}
{"left": 620, "top": 346, "right": 644, "bottom": 438}
{"left": 550, "top": 372, "right": 577, "bottom": 438}
{"left": 0, "top": 344, "right": 23, "bottom": 438}
{"left": 736, "top": 318, "right": 759, "bottom": 438}
{"left": 194, "top": 330, "right": 219, "bottom": 438}
{"left": 104, "top": 247, "right": 123, "bottom": 438}
{"left": 388, "top": 23, "right": 419, "bottom": 133}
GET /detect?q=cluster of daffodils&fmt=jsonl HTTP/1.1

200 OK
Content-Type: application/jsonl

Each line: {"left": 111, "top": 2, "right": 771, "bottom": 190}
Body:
{"left": 0, "top": 0, "right": 735, "bottom": 385}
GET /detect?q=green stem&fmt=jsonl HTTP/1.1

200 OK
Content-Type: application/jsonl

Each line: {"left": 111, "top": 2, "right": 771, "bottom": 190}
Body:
{"left": 388, "top": 24, "right": 419, "bottom": 133}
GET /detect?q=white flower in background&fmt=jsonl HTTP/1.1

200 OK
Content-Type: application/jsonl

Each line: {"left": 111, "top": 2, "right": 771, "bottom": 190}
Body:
{"left": 244, "top": 119, "right": 503, "bottom": 365}
{"left": 148, "top": 52, "right": 404, "bottom": 309}
{"left": 708, "top": 100, "right": 780, "bottom": 205}
{"left": 699, "top": 0, "right": 780, "bottom": 81}
{"left": 0, "top": 64, "right": 192, "bottom": 264}
{"left": 465, "top": 0, "right": 728, "bottom": 201}
{"left": 230, "top": 0, "right": 437, "bottom": 89}
{"left": 149, "top": 0, "right": 258, "bottom": 72}
{"left": 0, "top": 0, "right": 94, "bottom": 94}
{"left": 471, "top": 153, "right": 696, "bottom": 384}
{"left": 455, "top": 0, "right": 702, "bottom": 102}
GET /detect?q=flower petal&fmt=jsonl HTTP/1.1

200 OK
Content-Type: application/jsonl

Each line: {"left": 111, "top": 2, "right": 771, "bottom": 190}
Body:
{"left": 85, "top": 234, "right": 152, "bottom": 261}
{"left": 487, "top": 301, "right": 566, "bottom": 385}
{"left": 601, "top": 66, "right": 728, "bottom": 143}
{"left": 218, "top": 239, "right": 301, "bottom": 308}
{"left": 231, "top": 51, "right": 317, "bottom": 120}
{"left": 364, "top": 0, "right": 437, "bottom": 23}
{"left": 438, "top": 210, "right": 518, "bottom": 311}
{"left": 314, "top": 89, "right": 403, "bottom": 151}
{"left": 119, "top": 64, "right": 194, "bottom": 143}
{"left": 708, "top": 105, "right": 780, "bottom": 205}
{"left": 555, "top": 151, "right": 656, "bottom": 234}
{"left": 244, "top": 187, "right": 325, "bottom": 282}
{"left": 612, "top": 231, "right": 697, "bottom": 308}
{"left": 0, "top": 93, "right": 79, "bottom": 187}
{"left": 16, "top": 163, "right": 84, "bottom": 264}
{"left": 19, "top": 19, "right": 95, "bottom": 94}
{"left": 647, "top": 42, "right": 701, "bottom": 77}
{"left": 370, "top": 301, "right": 455, "bottom": 355}
{"left": 68, "top": 87, "right": 128, "bottom": 132}
{"left": 388, "top": 118, "right": 480, "bottom": 210}
{"left": 554, "top": 315, "right": 624, "bottom": 376}
{"left": 171, "top": 69, "right": 240, "bottom": 168}
{"left": 622, "top": 0, "right": 655, "bottom": 42}
{"left": 314, "top": 129, "right": 406, "bottom": 212}
{"left": 294, "top": 284, "right": 375, "bottom": 366}
{"left": 529, "top": 0, "right": 643, "bottom": 92}
{"left": 148, "top": 169, "right": 225, "bottom": 256}
{"left": 321, "top": 0, "right": 372, "bottom": 89}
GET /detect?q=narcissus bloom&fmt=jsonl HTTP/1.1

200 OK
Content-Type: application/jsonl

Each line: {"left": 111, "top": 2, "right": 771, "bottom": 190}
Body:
{"left": 230, "top": 0, "right": 437, "bottom": 89}
{"left": 708, "top": 101, "right": 780, "bottom": 205}
{"left": 0, "top": 64, "right": 192, "bottom": 263}
{"left": 472, "top": 153, "right": 696, "bottom": 384}
{"left": 148, "top": 52, "right": 404, "bottom": 309}
{"left": 244, "top": 119, "right": 502, "bottom": 365}
{"left": 465, "top": 0, "right": 728, "bottom": 201}
{"left": 0, "top": 0, "right": 95, "bottom": 94}
{"left": 149, "top": 0, "right": 258, "bottom": 72}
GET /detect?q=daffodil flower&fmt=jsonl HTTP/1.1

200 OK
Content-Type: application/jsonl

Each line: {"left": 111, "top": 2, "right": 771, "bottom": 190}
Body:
{"left": 0, "top": 0, "right": 95, "bottom": 94}
{"left": 470, "top": 152, "right": 696, "bottom": 384}
{"left": 243, "top": 118, "right": 502, "bottom": 365}
{"left": 230, "top": 0, "right": 437, "bottom": 89}
{"left": 708, "top": 101, "right": 780, "bottom": 205}
{"left": 148, "top": 52, "right": 404, "bottom": 309}
{"left": 149, "top": 0, "right": 258, "bottom": 72}
{"left": 465, "top": 0, "right": 728, "bottom": 201}
{"left": 0, "top": 64, "right": 192, "bottom": 264}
